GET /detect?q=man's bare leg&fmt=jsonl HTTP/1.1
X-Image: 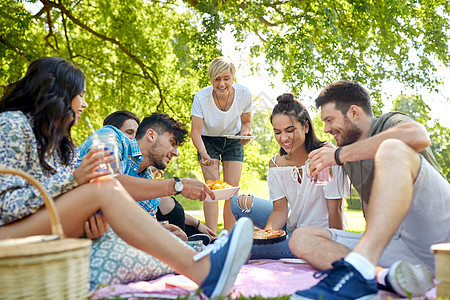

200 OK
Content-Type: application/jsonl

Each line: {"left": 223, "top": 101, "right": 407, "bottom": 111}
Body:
{"left": 289, "top": 227, "right": 351, "bottom": 270}
{"left": 353, "top": 139, "right": 420, "bottom": 264}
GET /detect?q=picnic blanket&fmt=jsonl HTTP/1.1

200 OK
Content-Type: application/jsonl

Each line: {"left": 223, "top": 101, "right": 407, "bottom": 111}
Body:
{"left": 89, "top": 259, "right": 437, "bottom": 299}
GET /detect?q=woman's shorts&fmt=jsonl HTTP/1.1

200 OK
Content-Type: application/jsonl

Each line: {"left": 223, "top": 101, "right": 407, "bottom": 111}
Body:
{"left": 198, "top": 136, "right": 244, "bottom": 162}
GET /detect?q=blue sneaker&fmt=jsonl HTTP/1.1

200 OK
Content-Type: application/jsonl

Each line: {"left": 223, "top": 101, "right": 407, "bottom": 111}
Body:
{"left": 382, "top": 261, "right": 434, "bottom": 297}
{"left": 194, "top": 217, "right": 253, "bottom": 298}
{"left": 291, "top": 259, "right": 378, "bottom": 300}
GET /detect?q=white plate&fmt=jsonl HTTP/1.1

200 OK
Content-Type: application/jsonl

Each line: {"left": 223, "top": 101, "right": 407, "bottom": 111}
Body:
{"left": 204, "top": 186, "right": 240, "bottom": 202}
{"left": 224, "top": 135, "right": 255, "bottom": 140}
{"left": 279, "top": 258, "right": 308, "bottom": 264}
{"left": 165, "top": 275, "right": 198, "bottom": 289}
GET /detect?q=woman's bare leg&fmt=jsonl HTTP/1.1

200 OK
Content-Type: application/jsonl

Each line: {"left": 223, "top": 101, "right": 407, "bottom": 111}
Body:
{"left": 0, "top": 177, "right": 210, "bottom": 284}
{"left": 222, "top": 160, "right": 243, "bottom": 231}
{"left": 201, "top": 160, "right": 221, "bottom": 233}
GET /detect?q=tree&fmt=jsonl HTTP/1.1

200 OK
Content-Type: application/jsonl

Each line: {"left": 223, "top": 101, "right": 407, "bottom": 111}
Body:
{"left": 391, "top": 94, "right": 450, "bottom": 180}
{"left": 186, "top": 0, "right": 450, "bottom": 107}
{"left": 1, "top": 0, "right": 220, "bottom": 145}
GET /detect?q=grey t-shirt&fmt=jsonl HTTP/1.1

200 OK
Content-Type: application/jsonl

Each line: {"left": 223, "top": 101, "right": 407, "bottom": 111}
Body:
{"left": 344, "top": 112, "right": 444, "bottom": 205}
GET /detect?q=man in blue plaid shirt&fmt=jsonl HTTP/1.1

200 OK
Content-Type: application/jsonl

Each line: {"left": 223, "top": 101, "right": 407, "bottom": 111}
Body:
{"left": 79, "top": 113, "right": 215, "bottom": 239}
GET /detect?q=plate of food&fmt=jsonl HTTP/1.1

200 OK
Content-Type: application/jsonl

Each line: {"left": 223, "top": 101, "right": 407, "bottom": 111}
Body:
{"left": 224, "top": 134, "right": 255, "bottom": 140}
{"left": 253, "top": 228, "right": 287, "bottom": 245}
{"left": 204, "top": 180, "right": 240, "bottom": 202}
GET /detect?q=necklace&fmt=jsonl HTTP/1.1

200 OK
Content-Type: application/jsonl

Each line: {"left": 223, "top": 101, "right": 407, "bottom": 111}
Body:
{"left": 214, "top": 89, "right": 230, "bottom": 111}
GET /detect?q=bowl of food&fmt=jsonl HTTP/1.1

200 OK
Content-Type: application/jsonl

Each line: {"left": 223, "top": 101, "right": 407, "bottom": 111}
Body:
{"left": 204, "top": 180, "right": 240, "bottom": 202}
{"left": 253, "top": 228, "right": 287, "bottom": 245}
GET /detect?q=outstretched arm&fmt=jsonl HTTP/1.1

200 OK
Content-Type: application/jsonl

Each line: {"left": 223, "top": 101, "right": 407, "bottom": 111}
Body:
{"left": 116, "top": 175, "right": 215, "bottom": 202}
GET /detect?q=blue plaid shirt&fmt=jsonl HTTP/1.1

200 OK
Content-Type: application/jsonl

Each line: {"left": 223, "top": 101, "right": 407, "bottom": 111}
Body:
{"left": 78, "top": 125, "right": 160, "bottom": 217}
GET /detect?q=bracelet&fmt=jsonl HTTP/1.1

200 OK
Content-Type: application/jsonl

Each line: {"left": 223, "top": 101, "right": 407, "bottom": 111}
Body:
{"left": 335, "top": 147, "right": 344, "bottom": 166}
{"left": 196, "top": 220, "right": 201, "bottom": 231}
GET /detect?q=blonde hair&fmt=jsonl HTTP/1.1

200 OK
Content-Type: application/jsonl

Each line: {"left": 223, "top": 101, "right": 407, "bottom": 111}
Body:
{"left": 208, "top": 57, "right": 236, "bottom": 83}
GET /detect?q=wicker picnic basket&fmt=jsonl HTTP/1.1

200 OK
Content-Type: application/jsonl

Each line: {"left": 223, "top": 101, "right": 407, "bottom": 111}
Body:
{"left": 0, "top": 168, "right": 92, "bottom": 299}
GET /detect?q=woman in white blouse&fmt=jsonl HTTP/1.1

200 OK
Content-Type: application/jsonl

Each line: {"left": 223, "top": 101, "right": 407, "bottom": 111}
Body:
{"left": 231, "top": 93, "right": 350, "bottom": 259}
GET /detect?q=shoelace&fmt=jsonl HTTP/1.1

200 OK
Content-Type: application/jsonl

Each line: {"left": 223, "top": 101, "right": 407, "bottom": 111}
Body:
{"left": 313, "top": 268, "right": 334, "bottom": 280}
{"left": 192, "top": 230, "right": 229, "bottom": 262}
{"left": 313, "top": 263, "right": 354, "bottom": 290}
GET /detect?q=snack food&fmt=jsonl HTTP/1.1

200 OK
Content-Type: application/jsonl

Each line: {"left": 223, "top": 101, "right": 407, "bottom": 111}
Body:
{"left": 206, "top": 179, "right": 233, "bottom": 190}
{"left": 253, "top": 228, "right": 285, "bottom": 239}
{"left": 253, "top": 228, "right": 287, "bottom": 245}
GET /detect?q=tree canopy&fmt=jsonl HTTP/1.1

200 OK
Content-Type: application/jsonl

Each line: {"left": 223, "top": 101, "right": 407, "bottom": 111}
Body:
{"left": 186, "top": 0, "right": 450, "bottom": 104}
{"left": 2, "top": 0, "right": 450, "bottom": 129}
{"left": 1, "top": 0, "right": 221, "bottom": 143}
{"left": 1, "top": 0, "right": 449, "bottom": 181}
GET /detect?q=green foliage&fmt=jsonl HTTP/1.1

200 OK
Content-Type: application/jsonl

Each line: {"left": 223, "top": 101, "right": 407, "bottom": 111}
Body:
{"left": 186, "top": 0, "right": 450, "bottom": 106}
{"left": 1, "top": 0, "right": 219, "bottom": 146}
{"left": 251, "top": 107, "right": 279, "bottom": 160}
{"left": 242, "top": 106, "right": 279, "bottom": 181}
{"left": 392, "top": 94, "right": 432, "bottom": 125}
{"left": 391, "top": 94, "right": 450, "bottom": 180}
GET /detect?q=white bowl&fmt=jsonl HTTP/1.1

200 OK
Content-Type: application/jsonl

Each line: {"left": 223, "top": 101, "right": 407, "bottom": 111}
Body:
{"left": 204, "top": 186, "right": 240, "bottom": 202}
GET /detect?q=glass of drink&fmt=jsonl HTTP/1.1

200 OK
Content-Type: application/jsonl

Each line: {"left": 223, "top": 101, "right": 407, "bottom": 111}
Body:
{"left": 304, "top": 160, "right": 333, "bottom": 185}
{"left": 91, "top": 132, "right": 121, "bottom": 176}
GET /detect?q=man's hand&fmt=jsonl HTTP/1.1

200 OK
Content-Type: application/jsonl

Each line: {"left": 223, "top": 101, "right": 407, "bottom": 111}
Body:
{"left": 162, "top": 223, "right": 188, "bottom": 241}
{"left": 180, "top": 178, "right": 215, "bottom": 201}
{"left": 308, "top": 142, "right": 337, "bottom": 176}
{"left": 84, "top": 212, "right": 110, "bottom": 239}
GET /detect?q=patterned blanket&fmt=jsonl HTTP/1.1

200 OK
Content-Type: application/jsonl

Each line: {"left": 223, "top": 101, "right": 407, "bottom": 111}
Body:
{"left": 89, "top": 259, "right": 437, "bottom": 299}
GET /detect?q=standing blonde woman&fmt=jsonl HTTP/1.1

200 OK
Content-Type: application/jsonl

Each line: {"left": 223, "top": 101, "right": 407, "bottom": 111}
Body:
{"left": 191, "top": 57, "right": 253, "bottom": 232}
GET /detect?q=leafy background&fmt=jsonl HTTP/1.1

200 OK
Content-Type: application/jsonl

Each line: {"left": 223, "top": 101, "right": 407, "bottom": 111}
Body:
{"left": 1, "top": 0, "right": 449, "bottom": 187}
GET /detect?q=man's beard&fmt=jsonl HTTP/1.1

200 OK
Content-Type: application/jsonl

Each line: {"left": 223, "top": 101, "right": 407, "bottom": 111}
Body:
{"left": 338, "top": 117, "right": 362, "bottom": 147}
{"left": 148, "top": 138, "right": 168, "bottom": 171}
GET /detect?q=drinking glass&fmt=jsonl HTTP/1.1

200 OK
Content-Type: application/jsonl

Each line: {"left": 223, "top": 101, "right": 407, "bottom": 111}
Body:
{"left": 91, "top": 132, "right": 121, "bottom": 176}
{"left": 304, "top": 160, "right": 333, "bottom": 185}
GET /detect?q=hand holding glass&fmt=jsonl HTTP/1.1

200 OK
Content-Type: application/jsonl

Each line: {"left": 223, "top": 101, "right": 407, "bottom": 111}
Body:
{"left": 91, "top": 132, "right": 121, "bottom": 176}
{"left": 305, "top": 160, "right": 333, "bottom": 185}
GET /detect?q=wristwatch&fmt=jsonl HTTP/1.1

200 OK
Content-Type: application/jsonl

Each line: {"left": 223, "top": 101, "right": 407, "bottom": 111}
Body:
{"left": 174, "top": 177, "right": 183, "bottom": 195}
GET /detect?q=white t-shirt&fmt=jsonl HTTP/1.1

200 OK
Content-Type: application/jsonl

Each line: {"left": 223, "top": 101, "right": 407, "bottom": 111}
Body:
{"left": 191, "top": 83, "right": 252, "bottom": 136}
{"left": 268, "top": 154, "right": 350, "bottom": 233}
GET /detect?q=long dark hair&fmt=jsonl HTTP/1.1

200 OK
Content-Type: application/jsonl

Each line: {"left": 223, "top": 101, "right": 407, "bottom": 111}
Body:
{"left": 103, "top": 110, "right": 140, "bottom": 128}
{"left": 270, "top": 93, "right": 324, "bottom": 155}
{"left": 0, "top": 57, "right": 85, "bottom": 170}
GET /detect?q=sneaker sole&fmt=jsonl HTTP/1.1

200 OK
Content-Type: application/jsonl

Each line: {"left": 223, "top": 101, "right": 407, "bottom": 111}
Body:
{"left": 388, "top": 261, "right": 434, "bottom": 297}
{"left": 210, "top": 217, "right": 253, "bottom": 298}
{"left": 290, "top": 293, "right": 378, "bottom": 300}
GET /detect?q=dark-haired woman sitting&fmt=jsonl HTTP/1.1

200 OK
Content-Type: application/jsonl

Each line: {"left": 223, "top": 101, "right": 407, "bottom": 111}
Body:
{"left": 230, "top": 93, "right": 350, "bottom": 259}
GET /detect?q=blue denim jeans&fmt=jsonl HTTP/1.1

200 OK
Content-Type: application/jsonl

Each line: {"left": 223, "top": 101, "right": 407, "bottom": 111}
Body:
{"left": 230, "top": 195, "right": 296, "bottom": 259}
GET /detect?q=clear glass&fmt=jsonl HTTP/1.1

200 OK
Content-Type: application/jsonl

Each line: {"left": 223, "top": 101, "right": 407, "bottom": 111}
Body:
{"left": 91, "top": 132, "right": 121, "bottom": 176}
{"left": 305, "top": 160, "right": 333, "bottom": 185}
